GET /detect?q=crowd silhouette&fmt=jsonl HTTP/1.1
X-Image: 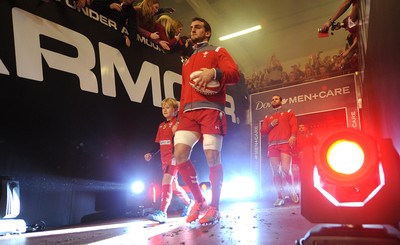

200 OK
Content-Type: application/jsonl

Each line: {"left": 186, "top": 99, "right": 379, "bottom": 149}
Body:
{"left": 245, "top": 47, "right": 358, "bottom": 94}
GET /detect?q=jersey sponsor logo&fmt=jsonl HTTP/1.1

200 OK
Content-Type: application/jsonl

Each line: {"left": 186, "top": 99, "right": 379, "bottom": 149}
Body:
{"left": 159, "top": 140, "right": 171, "bottom": 145}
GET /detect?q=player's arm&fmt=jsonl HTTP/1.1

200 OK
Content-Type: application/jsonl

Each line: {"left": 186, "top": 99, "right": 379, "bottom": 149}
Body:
{"left": 144, "top": 142, "right": 160, "bottom": 162}
{"left": 260, "top": 116, "right": 273, "bottom": 135}
{"left": 216, "top": 47, "right": 240, "bottom": 86}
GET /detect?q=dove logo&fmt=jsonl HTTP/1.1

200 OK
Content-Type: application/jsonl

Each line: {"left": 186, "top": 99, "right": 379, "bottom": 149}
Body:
{"left": 255, "top": 101, "right": 271, "bottom": 110}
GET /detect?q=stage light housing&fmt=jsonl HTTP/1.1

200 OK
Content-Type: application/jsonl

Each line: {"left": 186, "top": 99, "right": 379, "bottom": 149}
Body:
{"left": 313, "top": 129, "right": 383, "bottom": 206}
{"left": 301, "top": 128, "right": 400, "bottom": 225}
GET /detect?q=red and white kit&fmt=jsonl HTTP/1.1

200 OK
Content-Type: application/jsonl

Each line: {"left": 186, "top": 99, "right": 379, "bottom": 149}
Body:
{"left": 180, "top": 42, "right": 239, "bottom": 116}
{"left": 155, "top": 117, "right": 177, "bottom": 172}
{"left": 260, "top": 108, "right": 297, "bottom": 146}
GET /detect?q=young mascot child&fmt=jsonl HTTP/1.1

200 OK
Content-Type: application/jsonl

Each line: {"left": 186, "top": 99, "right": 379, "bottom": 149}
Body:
{"left": 144, "top": 98, "right": 194, "bottom": 223}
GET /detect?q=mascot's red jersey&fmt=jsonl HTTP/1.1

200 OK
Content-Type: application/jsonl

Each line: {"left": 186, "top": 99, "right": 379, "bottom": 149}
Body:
{"left": 155, "top": 117, "right": 177, "bottom": 169}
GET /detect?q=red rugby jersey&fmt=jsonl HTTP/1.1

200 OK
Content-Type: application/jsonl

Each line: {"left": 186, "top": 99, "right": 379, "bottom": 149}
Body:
{"left": 179, "top": 42, "right": 239, "bottom": 116}
{"left": 155, "top": 117, "right": 177, "bottom": 167}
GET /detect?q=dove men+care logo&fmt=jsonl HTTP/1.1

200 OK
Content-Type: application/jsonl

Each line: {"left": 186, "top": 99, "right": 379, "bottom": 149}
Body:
{"left": 249, "top": 74, "right": 360, "bottom": 129}
{"left": 254, "top": 84, "right": 351, "bottom": 112}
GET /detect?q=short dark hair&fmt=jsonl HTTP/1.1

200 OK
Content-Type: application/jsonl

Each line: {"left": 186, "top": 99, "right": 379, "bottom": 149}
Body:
{"left": 192, "top": 17, "right": 212, "bottom": 39}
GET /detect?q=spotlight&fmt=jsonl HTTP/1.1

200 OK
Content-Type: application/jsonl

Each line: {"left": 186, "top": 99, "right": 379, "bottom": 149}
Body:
{"left": 298, "top": 128, "right": 400, "bottom": 244}
{"left": 198, "top": 181, "right": 212, "bottom": 204}
{"left": 126, "top": 181, "right": 159, "bottom": 217}
{"left": 130, "top": 181, "right": 145, "bottom": 194}
{"left": 221, "top": 176, "right": 257, "bottom": 200}
{"left": 312, "top": 129, "right": 382, "bottom": 208}
{"left": 199, "top": 182, "right": 211, "bottom": 192}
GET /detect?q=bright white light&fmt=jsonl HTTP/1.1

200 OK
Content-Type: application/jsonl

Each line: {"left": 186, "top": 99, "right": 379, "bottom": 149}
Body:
{"left": 219, "top": 25, "right": 262, "bottom": 41}
{"left": 221, "top": 176, "right": 257, "bottom": 200}
{"left": 88, "top": 217, "right": 184, "bottom": 245}
{"left": 5, "top": 218, "right": 184, "bottom": 243}
{"left": 130, "top": 181, "right": 145, "bottom": 194}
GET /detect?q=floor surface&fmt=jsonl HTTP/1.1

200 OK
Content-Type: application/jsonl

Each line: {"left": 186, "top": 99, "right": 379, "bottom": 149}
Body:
{"left": 0, "top": 200, "right": 316, "bottom": 245}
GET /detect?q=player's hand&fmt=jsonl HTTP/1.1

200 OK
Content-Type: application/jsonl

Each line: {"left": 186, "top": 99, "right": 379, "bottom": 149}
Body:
{"left": 194, "top": 68, "right": 214, "bottom": 90}
{"left": 288, "top": 135, "right": 296, "bottom": 148}
{"left": 270, "top": 119, "right": 279, "bottom": 127}
{"left": 144, "top": 153, "right": 152, "bottom": 162}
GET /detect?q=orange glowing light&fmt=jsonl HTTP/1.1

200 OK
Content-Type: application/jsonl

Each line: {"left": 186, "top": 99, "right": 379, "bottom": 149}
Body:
{"left": 326, "top": 139, "right": 365, "bottom": 175}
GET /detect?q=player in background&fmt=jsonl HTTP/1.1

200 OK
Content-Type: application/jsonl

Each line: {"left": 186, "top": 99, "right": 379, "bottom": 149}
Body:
{"left": 260, "top": 95, "right": 299, "bottom": 207}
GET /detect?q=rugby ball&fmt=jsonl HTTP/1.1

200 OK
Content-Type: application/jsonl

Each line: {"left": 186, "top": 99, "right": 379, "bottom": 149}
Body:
{"left": 189, "top": 70, "right": 221, "bottom": 95}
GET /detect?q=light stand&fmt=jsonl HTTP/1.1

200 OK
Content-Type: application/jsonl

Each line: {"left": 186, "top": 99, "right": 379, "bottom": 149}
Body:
{"left": 297, "top": 131, "right": 400, "bottom": 244}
